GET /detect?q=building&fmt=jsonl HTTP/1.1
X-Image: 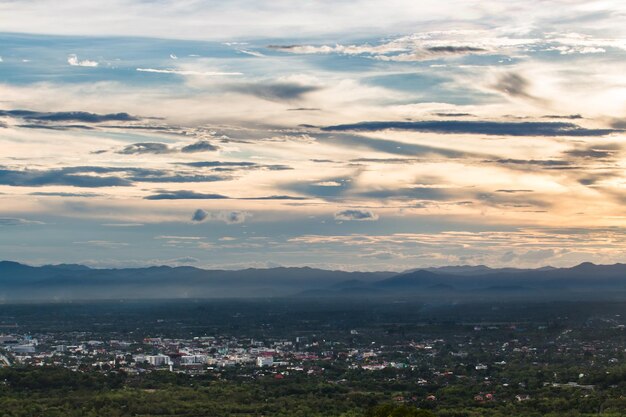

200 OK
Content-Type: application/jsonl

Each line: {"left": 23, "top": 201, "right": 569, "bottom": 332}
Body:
{"left": 146, "top": 354, "right": 171, "bottom": 367}
{"left": 256, "top": 356, "right": 273, "bottom": 367}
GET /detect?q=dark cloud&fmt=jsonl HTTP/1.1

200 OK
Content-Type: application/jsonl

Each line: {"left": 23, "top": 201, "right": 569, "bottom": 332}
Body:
{"left": 564, "top": 144, "right": 622, "bottom": 159}
{"left": 317, "top": 132, "right": 479, "bottom": 158}
{"left": 130, "top": 174, "right": 228, "bottom": 183}
{"left": 285, "top": 178, "right": 352, "bottom": 199}
{"left": 334, "top": 209, "right": 379, "bottom": 221}
{"left": 493, "top": 72, "right": 543, "bottom": 102}
{"left": 0, "top": 167, "right": 132, "bottom": 187}
{"left": 117, "top": 142, "right": 172, "bottom": 155}
{"left": 180, "top": 140, "right": 219, "bottom": 153}
{"left": 542, "top": 114, "right": 583, "bottom": 120}
{"left": 0, "top": 110, "right": 138, "bottom": 123}
{"left": 192, "top": 210, "right": 249, "bottom": 224}
{"left": 288, "top": 107, "right": 321, "bottom": 111}
{"left": 183, "top": 161, "right": 257, "bottom": 168}
{"left": 17, "top": 124, "right": 94, "bottom": 130}
{"left": 148, "top": 190, "right": 305, "bottom": 201}
{"left": 267, "top": 45, "right": 301, "bottom": 50}
{"left": 426, "top": 46, "right": 486, "bottom": 53}
{"left": 322, "top": 120, "right": 619, "bottom": 137}
{"left": 145, "top": 190, "right": 229, "bottom": 200}
{"left": 179, "top": 161, "right": 292, "bottom": 171}
{"left": 191, "top": 209, "right": 209, "bottom": 222}
{"left": 433, "top": 112, "right": 475, "bottom": 117}
{"left": 476, "top": 192, "right": 551, "bottom": 209}
{"left": 0, "top": 165, "right": 230, "bottom": 188}
{"left": 242, "top": 195, "right": 307, "bottom": 200}
{"left": 610, "top": 119, "right": 626, "bottom": 129}
{"left": 356, "top": 187, "right": 452, "bottom": 201}
{"left": 490, "top": 158, "right": 571, "bottom": 167}
{"left": 232, "top": 82, "right": 321, "bottom": 101}
{"left": 495, "top": 189, "right": 534, "bottom": 193}
{"left": 577, "top": 172, "right": 619, "bottom": 186}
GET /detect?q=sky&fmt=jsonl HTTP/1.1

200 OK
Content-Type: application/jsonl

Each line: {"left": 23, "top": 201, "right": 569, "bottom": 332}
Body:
{"left": 1, "top": 0, "right": 626, "bottom": 270}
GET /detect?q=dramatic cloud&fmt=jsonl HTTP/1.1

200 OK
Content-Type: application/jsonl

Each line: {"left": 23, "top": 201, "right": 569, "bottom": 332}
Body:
{"left": 322, "top": 120, "right": 620, "bottom": 137}
{"left": 334, "top": 209, "right": 379, "bottom": 221}
{"left": 4, "top": 8, "right": 626, "bottom": 269}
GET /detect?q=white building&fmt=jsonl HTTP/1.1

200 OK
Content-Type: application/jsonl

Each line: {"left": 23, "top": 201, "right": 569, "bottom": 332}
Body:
{"left": 146, "top": 354, "right": 171, "bottom": 367}
{"left": 180, "top": 355, "right": 207, "bottom": 365}
{"left": 256, "top": 356, "right": 274, "bottom": 367}
{"left": 10, "top": 344, "right": 36, "bottom": 354}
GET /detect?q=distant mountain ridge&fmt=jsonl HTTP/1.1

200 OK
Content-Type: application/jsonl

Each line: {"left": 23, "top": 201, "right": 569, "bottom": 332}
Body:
{"left": 0, "top": 260, "right": 625, "bottom": 301}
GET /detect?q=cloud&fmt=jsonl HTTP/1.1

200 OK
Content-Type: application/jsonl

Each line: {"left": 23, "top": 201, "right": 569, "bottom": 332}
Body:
{"left": 192, "top": 210, "right": 250, "bottom": 224}
{"left": 542, "top": 114, "right": 583, "bottom": 120}
{"left": 334, "top": 209, "right": 379, "bottom": 221}
{"left": 145, "top": 190, "right": 229, "bottom": 200}
{"left": 492, "top": 72, "right": 546, "bottom": 103}
{"left": 231, "top": 82, "right": 321, "bottom": 101}
{"left": 242, "top": 195, "right": 306, "bottom": 200}
{"left": 180, "top": 161, "right": 291, "bottom": 171}
{"left": 73, "top": 240, "right": 129, "bottom": 248}
{"left": 314, "top": 181, "right": 342, "bottom": 186}
{"left": 0, "top": 109, "right": 138, "bottom": 123}
{"left": 322, "top": 120, "right": 620, "bottom": 137}
{"left": 0, "top": 217, "right": 44, "bottom": 226}
{"left": 0, "top": 167, "right": 132, "bottom": 187}
{"left": 136, "top": 68, "right": 242, "bottom": 76}
{"left": 490, "top": 158, "right": 571, "bottom": 168}
{"left": 30, "top": 191, "right": 102, "bottom": 197}
{"left": 117, "top": 142, "right": 172, "bottom": 155}
{"left": 316, "top": 133, "right": 479, "bottom": 158}
{"left": 191, "top": 209, "right": 209, "bottom": 222}
{"left": 564, "top": 144, "right": 622, "bottom": 159}
{"left": 147, "top": 190, "right": 304, "bottom": 200}
{"left": 268, "top": 36, "right": 491, "bottom": 62}
{"left": 67, "top": 54, "right": 98, "bottom": 67}
{"left": 116, "top": 140, "right": 219, "bottom": 155}
{"left": 180, "top": 140, "right": 219, "bottom": 153}
{"left": 16, "top": 123, "right": 93, "bottom": 130}
{"left": 0, "top": 166, "right": 231, "bottom": 188}
{"left": 426, "top": 46, "right": 486, "bottom": 53}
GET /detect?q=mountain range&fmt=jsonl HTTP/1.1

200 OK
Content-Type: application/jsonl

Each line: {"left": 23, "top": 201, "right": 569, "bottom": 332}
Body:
{"left": 1, "top": 260, "right": 625, "bottom": 301}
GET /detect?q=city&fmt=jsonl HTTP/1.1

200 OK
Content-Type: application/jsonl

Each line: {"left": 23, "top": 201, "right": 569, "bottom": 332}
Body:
{"left": 1, "top": 299, "right": 625, "bottom": 416}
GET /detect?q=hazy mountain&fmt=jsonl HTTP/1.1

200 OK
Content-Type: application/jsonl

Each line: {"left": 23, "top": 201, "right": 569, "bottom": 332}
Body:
{"left": 1, "top": 261, "right": 626, "bottom": 301}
